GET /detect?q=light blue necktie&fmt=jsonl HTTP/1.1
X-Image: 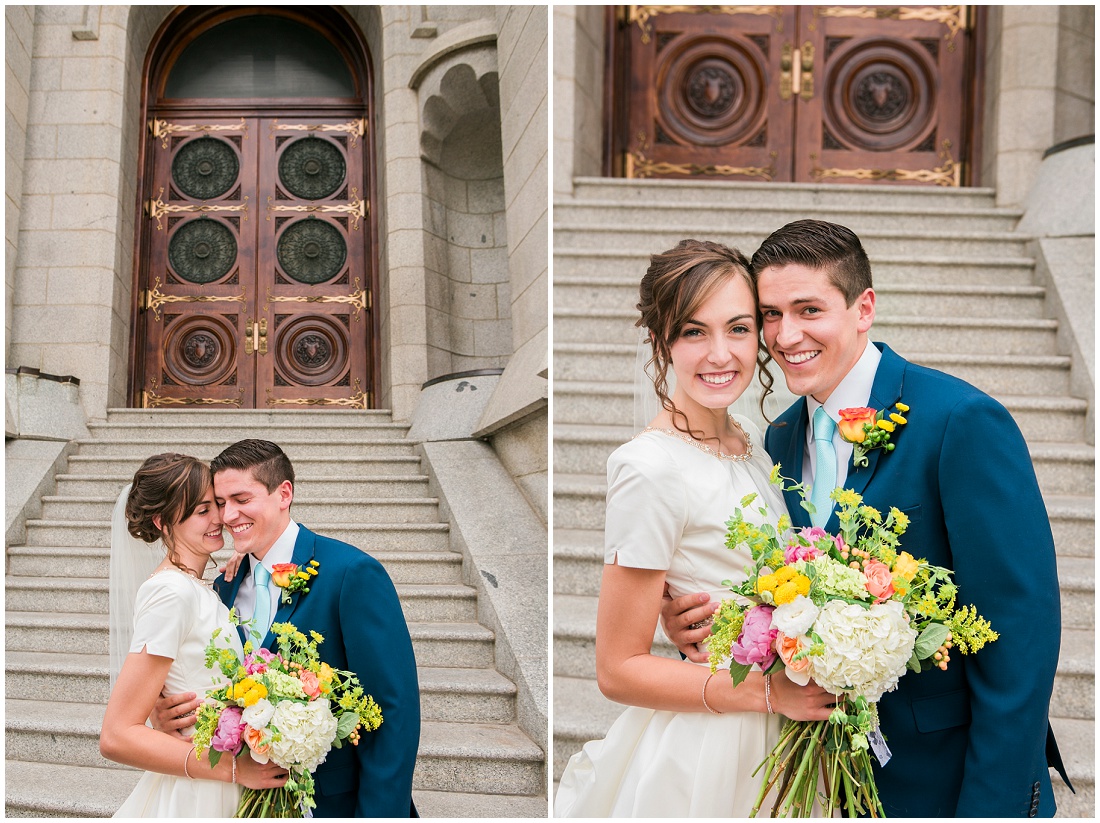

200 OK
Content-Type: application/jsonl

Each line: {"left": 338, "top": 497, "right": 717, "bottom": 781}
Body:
{"left": 810, "top": 407, "right": 837, "bottom": 528}
{"left": 252, "top": 563, "right": 272, "bottom": 640}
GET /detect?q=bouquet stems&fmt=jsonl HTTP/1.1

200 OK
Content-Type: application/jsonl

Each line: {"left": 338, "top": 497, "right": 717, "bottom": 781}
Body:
{"left": 235, "top": 787, "right": 302, "bottom": 818}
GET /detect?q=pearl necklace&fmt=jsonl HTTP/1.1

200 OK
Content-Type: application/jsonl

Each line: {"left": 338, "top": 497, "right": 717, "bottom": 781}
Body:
{"left": 641, "top": 414, "right": 753, "bottom": 462}
{"left": 149, "top": 566, "right": 214, "bottom": 588}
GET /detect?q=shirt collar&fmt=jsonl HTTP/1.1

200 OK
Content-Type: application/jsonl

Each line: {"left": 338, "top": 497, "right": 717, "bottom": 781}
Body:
{"left": 806, "top": 340, "right": 882, "bottom": 424}
{"left": 249, "top": 519, "right": 299, "bottom": 576}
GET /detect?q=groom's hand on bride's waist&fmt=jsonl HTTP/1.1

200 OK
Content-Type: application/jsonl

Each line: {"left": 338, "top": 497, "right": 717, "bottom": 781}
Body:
{"left": 660, "top": 590, "right": 720, "bottom": 664}
{"left": 150, "top": 690, "right": 202, "bottom": 738}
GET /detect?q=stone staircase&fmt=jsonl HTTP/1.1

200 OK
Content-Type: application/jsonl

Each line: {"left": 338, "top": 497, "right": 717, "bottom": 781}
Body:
{"left": 5, "top": 408, "right": 546, "bottom": 818}
{"left": 552, "top": 178, "right": 1094, "bottom": 816}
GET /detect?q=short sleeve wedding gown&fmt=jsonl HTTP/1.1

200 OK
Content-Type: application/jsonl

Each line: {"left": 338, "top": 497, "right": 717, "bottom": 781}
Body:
{"left": 555, "top": 415, "right": 786, "bottom": 817}
{"left": 113, "top": 568, "right": 244, "bottom": 817}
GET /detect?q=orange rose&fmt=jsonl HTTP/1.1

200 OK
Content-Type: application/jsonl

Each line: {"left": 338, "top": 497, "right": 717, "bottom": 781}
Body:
{"left": 863, "top": 558, "right": 895, "bottom": 603}
{"left": 837, "top": 407, "right": 877, "bottom": 443}
{"left": 776, "top": 632, "right": 811, "bottom": 685}
{"left": 243, "top": 726, "right": 271, "bottom": 763}
{"left": 270, "top": 563, "right": 298, "bottom": 588}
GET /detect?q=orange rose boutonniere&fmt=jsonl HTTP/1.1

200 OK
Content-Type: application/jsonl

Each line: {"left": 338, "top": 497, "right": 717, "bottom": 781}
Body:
{"left": 838, "top": 402, "right": 909, "bottom": 468}
{"left": 270, "top": 560, "right": 320, "bottom": 605}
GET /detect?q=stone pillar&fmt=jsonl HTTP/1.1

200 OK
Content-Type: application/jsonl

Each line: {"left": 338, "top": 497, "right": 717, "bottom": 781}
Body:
{"left": 553, "top": 5, "right": 605, "bottom": 196}
{"left": 6, "top": 6, "right": 34, "bottom": 369}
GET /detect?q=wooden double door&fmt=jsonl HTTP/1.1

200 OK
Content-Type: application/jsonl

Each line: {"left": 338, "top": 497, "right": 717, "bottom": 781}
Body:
{"left": 134, "top": 112, "right": 374, "bottom": 409}
{"left": 617, "top": 5, "right": 977, "bottom": 185}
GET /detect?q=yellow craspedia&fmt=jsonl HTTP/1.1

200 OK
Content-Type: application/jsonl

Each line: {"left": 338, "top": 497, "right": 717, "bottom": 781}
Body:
{"left": 895, "top": 402, "right": 910, "bottom": 413}
{"left": 756, "top": 573, "right": 779, "bottom": 594}
{"left": 773, "top": 565, "right": 797, "bottom": 584}
{"left": 889, "top": 413, "right": 907, "bottom": 425}
{"left": 877, "top": 419, "right": 895, "bottom": 433}
{"left": 893, "top": 551, "right": 919, "bottom": 581}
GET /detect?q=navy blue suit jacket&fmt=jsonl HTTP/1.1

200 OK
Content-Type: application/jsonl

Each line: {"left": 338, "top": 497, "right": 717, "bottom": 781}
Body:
{"left": 765, "top": 343, "right": 1064, "bottom": 817}
{"left": 215, "top": 524, "right": 420, "bottom": 817}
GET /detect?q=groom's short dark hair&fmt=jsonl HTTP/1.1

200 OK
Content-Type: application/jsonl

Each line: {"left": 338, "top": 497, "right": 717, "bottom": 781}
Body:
{"left": 211, "top": 439, "right": 295, "bottom": 492}
{"left": 750, "top": 219, "right": 873, "bottom": 305}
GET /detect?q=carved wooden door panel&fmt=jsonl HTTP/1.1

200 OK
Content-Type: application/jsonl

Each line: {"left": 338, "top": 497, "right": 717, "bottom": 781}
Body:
{"left": 619, "top": 5, "right": 974, "bottom": 185}
{"left": 622, "top": 6, "right": 798, "bottom": 182}
{"left": 138, "top": 115, "right": 372, "bottom": 409}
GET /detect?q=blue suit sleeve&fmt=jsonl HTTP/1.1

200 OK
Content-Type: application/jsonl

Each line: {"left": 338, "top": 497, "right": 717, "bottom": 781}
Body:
{"left": 341, "top": 553, "right": 420, "bottom": 816}
{"left": 939, "top": 394, "right": 1060, "bottom": 815}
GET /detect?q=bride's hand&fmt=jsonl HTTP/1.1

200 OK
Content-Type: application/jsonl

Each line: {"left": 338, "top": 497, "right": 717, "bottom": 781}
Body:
{"left": 235, "top": 754, "right": 291, "bottom": 790}
{"left": 768, "top": 670, "right": 836, "bottom": 721}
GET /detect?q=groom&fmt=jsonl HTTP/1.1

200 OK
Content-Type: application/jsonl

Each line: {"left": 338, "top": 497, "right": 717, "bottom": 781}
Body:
{"left": 663, "top": 220, "right": 1068, "bottom": 816}
{"left": 156, "top": 439, "right": 420, "bottom": 817}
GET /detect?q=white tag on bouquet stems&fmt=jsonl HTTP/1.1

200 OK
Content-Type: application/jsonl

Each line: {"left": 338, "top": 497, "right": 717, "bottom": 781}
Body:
{"left": 868, "top": 723, "right": 892, "bottom": 767}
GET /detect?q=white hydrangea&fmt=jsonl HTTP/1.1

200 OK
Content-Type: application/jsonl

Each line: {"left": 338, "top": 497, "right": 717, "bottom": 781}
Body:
{"left": 268, "top": 699, "right": 338, "bottom": 772}
{"left": 265, "top": 669, "right": 307, "bottom": 700}
{"left": 771, "top": 595, "right": 820, "bottom": 637}
{"left": 241, "top": 698, "right": 275, "bottom": 730}
{"left": 807, "top": 600, "right": 917, "bottom": 702}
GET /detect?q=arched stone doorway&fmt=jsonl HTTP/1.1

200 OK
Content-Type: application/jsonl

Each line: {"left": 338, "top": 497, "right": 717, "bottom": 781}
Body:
{"left": 130, "top": 7, "right": 380, "bottom": 408}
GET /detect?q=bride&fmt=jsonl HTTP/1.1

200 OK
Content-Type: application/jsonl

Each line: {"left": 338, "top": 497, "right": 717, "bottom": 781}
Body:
{"left": 554, "top": 240, "right": 834, "bottom": 817}
{"left": 99, "top": 453, "right": 287, "bottom": 816}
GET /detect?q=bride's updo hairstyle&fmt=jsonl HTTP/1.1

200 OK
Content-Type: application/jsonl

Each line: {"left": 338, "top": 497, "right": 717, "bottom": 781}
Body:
{"left": 637, "top": 239, "right": 776, "bottom": 437}
{"left": 125, "top": 453, "right": 214, "bottom": 571}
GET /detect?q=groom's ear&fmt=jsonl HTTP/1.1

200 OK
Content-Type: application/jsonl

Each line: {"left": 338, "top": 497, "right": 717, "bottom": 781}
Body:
{"left": 276, "top": 479, "right": 294, "bottom": 511}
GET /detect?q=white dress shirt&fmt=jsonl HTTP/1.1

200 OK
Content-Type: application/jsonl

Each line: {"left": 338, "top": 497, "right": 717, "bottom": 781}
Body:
{"left": 234, "top": 519, "right": 300, "bottom": 624}
{"left": 804, "top": 341, "right": 882, "bottom": 493}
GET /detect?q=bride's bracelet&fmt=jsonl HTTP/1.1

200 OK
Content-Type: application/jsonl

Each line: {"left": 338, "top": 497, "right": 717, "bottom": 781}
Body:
{"left": 702, "top": 671, "right": 722, "bottom": 714}
{"left": 232, "top": 754, "right": 237, "bottom": 785}
{"left": 764, "top": 674, "right": 775, "bottom": 714}
{"left": 183, "top": 745, "right": 196, "bottom": 780}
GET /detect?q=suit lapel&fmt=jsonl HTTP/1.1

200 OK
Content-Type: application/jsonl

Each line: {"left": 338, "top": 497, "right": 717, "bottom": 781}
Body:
{"left": 775, "top": 399, "right": 812, "bottom": 527}
{"left": 214, "top": 561, "right": 251, "bottom": 646}
{"left": 838, "top": 343, "right": 907, "bottom": 507}
{"left": 262, "top": 524, "right": 318, "bottom": 650}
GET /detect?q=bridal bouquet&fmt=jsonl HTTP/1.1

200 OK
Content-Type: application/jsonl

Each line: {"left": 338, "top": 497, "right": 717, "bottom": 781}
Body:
{"left": 193, "top": 619, "right": 383, "bottom": 817}
{"left": 706, "top": 467, "right": 997, "bottom": 817}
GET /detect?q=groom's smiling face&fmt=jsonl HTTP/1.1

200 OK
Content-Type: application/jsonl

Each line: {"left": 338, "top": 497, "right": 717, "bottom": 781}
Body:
{"left": 214, "top": 467, "right": 293, "bottom": 561}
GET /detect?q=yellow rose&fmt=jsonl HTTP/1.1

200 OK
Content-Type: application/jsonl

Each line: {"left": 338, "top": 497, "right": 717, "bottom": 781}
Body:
{"left": 893, "top": 551, "right": 919, "bottom": 581}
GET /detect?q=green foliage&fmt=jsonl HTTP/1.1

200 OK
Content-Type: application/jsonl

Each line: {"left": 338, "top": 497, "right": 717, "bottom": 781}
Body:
{"left": 704, "top": 600, "right": 747, "bottom": 674}
{"left": 947, "top": 605, "right": 1000, "bottom": 654}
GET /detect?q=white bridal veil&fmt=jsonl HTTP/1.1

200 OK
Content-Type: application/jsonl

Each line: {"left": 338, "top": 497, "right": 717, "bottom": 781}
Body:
{"left": 108, "top": 484, "right": 164, "bottom": 687}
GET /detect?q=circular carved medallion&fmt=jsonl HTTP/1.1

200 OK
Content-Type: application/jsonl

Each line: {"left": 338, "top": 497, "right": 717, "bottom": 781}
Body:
{"left": 163, "top": 315, "right": 236, "bottom": 387}
{"left": 274, "top": 315, "right": 349, "bottom": 387}
{"left": 657, "top": 36, "right": 765, "bottom": 147}
{"left": 171, "top": 137, "right": 239, "bottom": 200}
{"left": 826, "top": 40, "right": 935, "bottom": 151}
{"left": 279, "top": 137, "right": 346, "bottom": 200}
{"left": 168, "top": 219, "right": 237, "bottom": 283}
{"left": 277, "top": 219, "right": 346, "bottom": 284}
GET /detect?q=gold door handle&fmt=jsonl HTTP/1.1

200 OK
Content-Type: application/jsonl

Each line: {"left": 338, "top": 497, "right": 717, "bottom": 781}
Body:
{"left": 800, "top": 42, "right": 815, "bottom": 101}
{"left": 258, "top": 318, "right": 268, "bottom": 355}
{"left": 780, "top": 42, "right": 794, "bottom": 100}
{"left": 245, "top": 319, "right": 255, "bottom": 356}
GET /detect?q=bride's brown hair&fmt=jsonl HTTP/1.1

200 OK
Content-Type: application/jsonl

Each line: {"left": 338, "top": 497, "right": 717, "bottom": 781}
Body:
{"left": 125, "top": 453, "right": 214, "bottom": 575}
{"left": 636, "top": 239, "right": 776, "bottom": 442}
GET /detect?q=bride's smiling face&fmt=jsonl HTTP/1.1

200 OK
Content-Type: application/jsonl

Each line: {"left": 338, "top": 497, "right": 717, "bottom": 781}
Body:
{"left": 667, "top": 275, "right": 759, "bottom": 416}
{"left": 163, "top": 488, "right": 225, "bottom": 557}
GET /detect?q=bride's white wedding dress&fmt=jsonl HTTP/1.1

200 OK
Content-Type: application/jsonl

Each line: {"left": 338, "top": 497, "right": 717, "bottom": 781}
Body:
{"left": 555, "top": 416, "right": 786, "bottom": 817}
{"left": 113, "top": 568, "right": 243, "bottom": 817}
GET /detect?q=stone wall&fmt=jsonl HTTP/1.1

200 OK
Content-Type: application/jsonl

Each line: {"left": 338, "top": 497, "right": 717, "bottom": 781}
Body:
{"left": 553, "top": 5, "right": 604, "bottom": 195}
{"left": 5, "top": 6, "right": 34, "bottom": 367}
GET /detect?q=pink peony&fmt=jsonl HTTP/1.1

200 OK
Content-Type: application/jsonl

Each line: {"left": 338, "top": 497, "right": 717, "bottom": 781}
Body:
{"left": 730, "top": 605, "right": 778, "bottom": 670}
{"left": 863, "top": 559, "right": 896, "bottom": 603}
{"left": 211, "top": 706, "right": 245, "bottom": 754}
{"left": 244, "top": 653, "right": 268, "bottom": 675}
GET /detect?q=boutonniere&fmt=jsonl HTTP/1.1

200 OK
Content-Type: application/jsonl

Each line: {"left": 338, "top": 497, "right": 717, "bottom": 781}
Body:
{"left": 270, "top": 560, "right": 319, "bottom": 604}
{"left": 837, "top": 402, "right": 909, "bottom": 468}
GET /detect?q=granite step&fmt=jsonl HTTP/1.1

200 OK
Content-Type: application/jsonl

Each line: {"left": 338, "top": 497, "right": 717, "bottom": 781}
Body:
{"left": 102, "top": 408, "right": 399, "bottom": 426}
{"left": 554, "top": 248, "right": 1039, "bottom": 287}
{"left": 86, "top": 420, "right": 410, "bottom": 441}
{"left": 71, "top": 437, "right": 418, "bottom": 459}
{"left": 557, "top": 198, "right": 1023, "bottom": 233}
{"left": 23, "top": 520, "right": 452, "bottom": 551}
{"left": 6, "top": 545, "right": 465, "bottom": 584}
{"left": 555, "top": 224, "right": 1034, "bottom": 259}
{"left": 555, "top": 276, "right": 1046, "bottom": 317}
{"left": 569, "top": 177, "right": 1003, "bottom": 210}
{"left": 3, "top": 761, "right": 547, "bottom": 818}
{"left": 38, "top": 495, "right": 442, "bottom": 524}
{"left": 4, "top": 651, "right": 518, "bottom": 723}
{"left": 4, "top": 700, "right": 544, "bottom": 796}
{"left": 63, "top": 453, "right": 425, "bottom": 476}
{"left": 554, "top": 308, "right": 1060, "bottom": 355}
{"left": 53, "top": 473, "right": 432, "bottom": 499}
{"left": 4, "top": 577, "right": 478, "bottom": 622}
{"left": 5, "top": 612, "right": 497, "bottom": 668}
